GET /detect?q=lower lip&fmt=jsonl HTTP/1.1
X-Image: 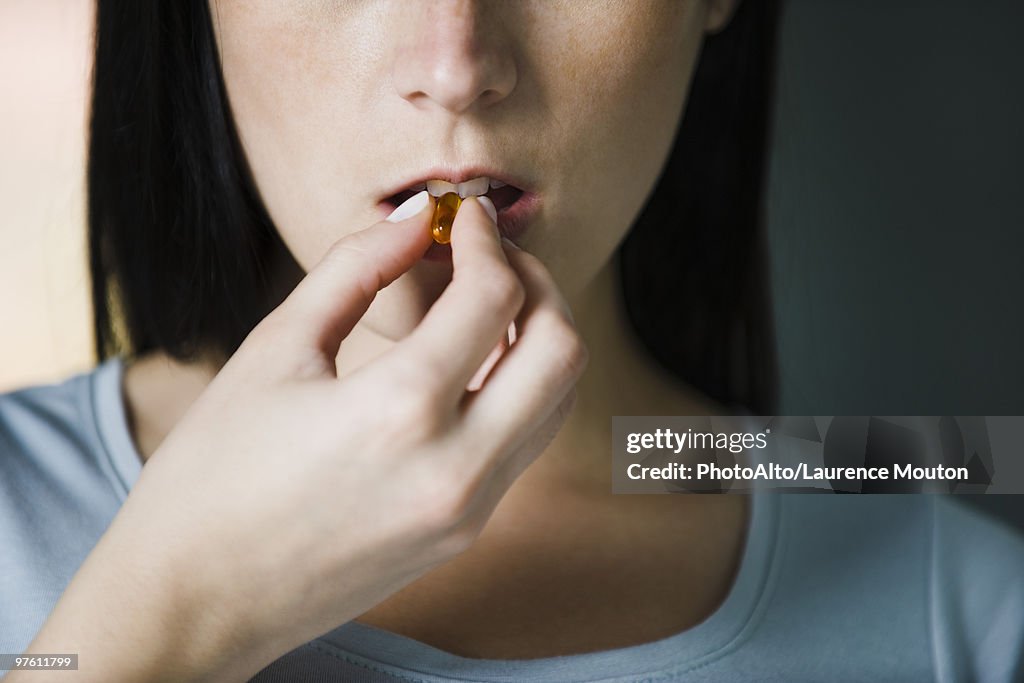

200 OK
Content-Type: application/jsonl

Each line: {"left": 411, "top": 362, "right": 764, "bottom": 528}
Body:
{"left": 377, "top": 191, "right": 541, "bottom": 263}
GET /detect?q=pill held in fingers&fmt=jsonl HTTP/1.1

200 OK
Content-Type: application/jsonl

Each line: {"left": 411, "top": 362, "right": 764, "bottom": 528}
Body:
{"left": 425, "top": 178, "right": 501, "bottom": 243}
{"left": 380, "top": 175, "right": 528, "bottom": 252}
{"left": 430, "top": 192, "right": 462, "bottom": 244}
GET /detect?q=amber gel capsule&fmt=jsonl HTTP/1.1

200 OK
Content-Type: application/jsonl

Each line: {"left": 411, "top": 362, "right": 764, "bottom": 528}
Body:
{"left": 430, "top": 192, "right": 462, "bottom": 244}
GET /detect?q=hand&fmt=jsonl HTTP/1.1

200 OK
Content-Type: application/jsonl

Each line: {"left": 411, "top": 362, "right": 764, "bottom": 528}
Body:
{"left": 15, "top": 194, "right": 587, "bottom": 682}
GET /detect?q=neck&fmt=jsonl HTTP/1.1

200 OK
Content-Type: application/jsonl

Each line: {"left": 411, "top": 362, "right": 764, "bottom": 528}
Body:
{"left": 519, "top": 257, "right": 720, "bottom": 492}
{"left": 334, "top": 257, "right": 718, "bottom": 490}
{"left": 124, "top": 256, "right": 718, "bottom": 478}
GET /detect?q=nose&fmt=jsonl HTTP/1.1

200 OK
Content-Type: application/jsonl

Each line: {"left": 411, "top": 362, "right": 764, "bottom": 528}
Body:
{"left": 392, "top": 0, "right": 517, "bottom": 114}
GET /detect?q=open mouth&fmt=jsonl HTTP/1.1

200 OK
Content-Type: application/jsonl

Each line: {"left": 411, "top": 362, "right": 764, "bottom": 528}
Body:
{"left": 383, "top": 177, "right": 525, "bottom": 213}
{"left": 379, "top": 173, "right": 541, "bottom": 260}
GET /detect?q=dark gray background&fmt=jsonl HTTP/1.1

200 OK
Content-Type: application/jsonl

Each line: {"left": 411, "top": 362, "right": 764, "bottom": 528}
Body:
{"left": 766, "top": 1, "right": 1023, "bottom": 527}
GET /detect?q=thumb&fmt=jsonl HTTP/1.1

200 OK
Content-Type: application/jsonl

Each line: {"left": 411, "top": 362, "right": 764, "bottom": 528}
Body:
{"left": 254, "top": 191, "right": 434, "bottom": 378}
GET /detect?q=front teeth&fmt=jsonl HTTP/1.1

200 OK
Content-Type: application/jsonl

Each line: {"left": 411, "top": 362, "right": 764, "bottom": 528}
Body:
{"left": 426, "top": 179, "right": 458, "bottom": 197}
{"left": 425, "top": 176, "right": 503, "bottom": 198}
{"left": 456, "top": 177, "right": 489, "bottom": 198}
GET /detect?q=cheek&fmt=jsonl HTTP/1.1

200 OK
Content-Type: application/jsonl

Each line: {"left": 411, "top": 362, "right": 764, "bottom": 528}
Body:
{"left": 213, "top": 2, "right": 378, "bottom": 272}
{"left": 534, "top": 4, "right": 704, "bottom": 298}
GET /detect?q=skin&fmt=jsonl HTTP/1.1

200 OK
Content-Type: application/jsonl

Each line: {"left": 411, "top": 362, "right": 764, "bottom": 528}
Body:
{"left": 16, "top": 0, "right": 750, "bottom": 678}
{"left": 130, "top": 0, "right": 739, "bottom": 474}
{"left": 209, "top": 0, "right": 730, "bottom": 335}
{"left": 210, "top": 0, "right": 743, "bottom": 540}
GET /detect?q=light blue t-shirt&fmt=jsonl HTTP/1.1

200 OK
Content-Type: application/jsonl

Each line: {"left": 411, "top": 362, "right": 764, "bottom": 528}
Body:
{"left": 1, "top": 357, "right": 1023, "bottom": 682}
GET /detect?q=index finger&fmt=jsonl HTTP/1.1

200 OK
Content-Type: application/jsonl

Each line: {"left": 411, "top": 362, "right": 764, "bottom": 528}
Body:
{"left": 250, "top": 192, "right": 434, "bottom": 377}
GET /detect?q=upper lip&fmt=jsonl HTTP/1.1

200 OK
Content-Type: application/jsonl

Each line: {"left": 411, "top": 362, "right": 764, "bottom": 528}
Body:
{"left": 380, "top": 165, "right": 531, "bottom": 202}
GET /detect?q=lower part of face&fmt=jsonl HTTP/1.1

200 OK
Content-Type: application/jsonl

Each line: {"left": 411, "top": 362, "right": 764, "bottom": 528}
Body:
{"left": 211, "top": 0, "right": 710, "bottom": 340}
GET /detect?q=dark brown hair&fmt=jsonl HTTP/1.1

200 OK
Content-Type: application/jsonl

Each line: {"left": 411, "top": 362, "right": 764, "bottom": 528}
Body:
{"left": 619, "top": 0, "right": 781, "bottom": 413}
{"left": 88, "top": 0, "right": 780, "bottom": 413}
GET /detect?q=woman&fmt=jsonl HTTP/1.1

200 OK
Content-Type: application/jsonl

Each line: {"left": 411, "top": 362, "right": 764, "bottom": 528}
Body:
{"left": 3, "top": 0, "right": 1022, "bottom": 681}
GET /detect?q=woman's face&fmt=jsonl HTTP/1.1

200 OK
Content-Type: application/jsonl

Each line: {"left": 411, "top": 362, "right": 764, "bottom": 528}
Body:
{"left": 210, "top": 0, "right": 730, "bottom": 339}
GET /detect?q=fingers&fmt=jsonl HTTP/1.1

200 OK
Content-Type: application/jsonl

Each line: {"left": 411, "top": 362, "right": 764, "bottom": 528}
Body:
{"left": 462, "top": 388, "right": 577, "bottom": 522}
{"left": 465, "top": 323, "right": 514, "bottom": 392}
{"left": 386, "top": 196, "right": 525, "bottom": 399}
{"left": 427, "top": 247, "right": 583, "bottom": 531}
{"left": 459, "top": 242, "right": 588, "bottom": 451}
{"left": 254, "top": 192, "right": 434, "bottom": 376}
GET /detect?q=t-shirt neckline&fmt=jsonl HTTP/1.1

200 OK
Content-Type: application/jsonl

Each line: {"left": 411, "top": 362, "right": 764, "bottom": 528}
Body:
{"left": 90, "top": 354, "right": 781, "bottom": 682}
{"left": 316, "top": 489, "right": 780, "bottom": 682}
{"left": 90, "top": 355, "right": 144, "bottom": 497}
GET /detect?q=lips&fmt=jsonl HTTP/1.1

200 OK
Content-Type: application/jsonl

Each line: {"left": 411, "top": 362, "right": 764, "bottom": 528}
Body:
{"left": 380, "top": 168, "right": 530, "bottom": 201}
{"left": 384, "top": 184, "right": 525, "bottom": 215}
{"left": 382, "top": 177, "right": 524, "bottom": 214}
{"left": 377, "top": 169, "right": 541, "bottom": 253}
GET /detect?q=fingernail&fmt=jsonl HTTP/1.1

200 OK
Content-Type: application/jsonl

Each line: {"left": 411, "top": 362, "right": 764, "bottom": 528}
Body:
{"left": 501, "top": 236, "right": 521, "bottom": 250}
{"left": 477, "top": 195, "right": 498, "bottom": 225}
{"left": 386, "top": 190, "right": 430, "bottom": 223}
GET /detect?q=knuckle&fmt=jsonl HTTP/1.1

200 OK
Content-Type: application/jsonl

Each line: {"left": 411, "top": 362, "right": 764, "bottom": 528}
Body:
{"left": 389, "top": 390, "right": 445, "bottom": 437}
{"left": 325, "top": 234, "right": 368, "bottom": 262}
{"left": 367, "top": 355, "right": 454, "bottom": 444}
{"left": 437, "top": 509, "right": 486, "bottom": 558}
{"left": 388, "top": 353, "right": 430, "bottom": 391}
{"left": 327, "top": 247, "right": 380, "bottom": 300}
{"left": 544, "top": 316, "right": 589, "bottom": 378}
{"left": 416, "top": 470, "right": 479, "bottom": 537}
{"left": 471, "top": 267, "right": 525, "bottom": 314}
{"left": 440, "top": 520, "right": 484, "bottom": 557}
{"left": 391, "top": 352, "right": 448, "bottom": 400}
{"left": 380, "top": 368, "right": 445, "bottom": 436}
{"left": 384, "top": 362, "right": 419, "bottom": 401}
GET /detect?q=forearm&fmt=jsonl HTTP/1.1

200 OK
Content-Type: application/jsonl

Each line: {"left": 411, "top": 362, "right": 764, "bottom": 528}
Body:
{"left": 8, "top": 516, "right": 264, "bottom": 683}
